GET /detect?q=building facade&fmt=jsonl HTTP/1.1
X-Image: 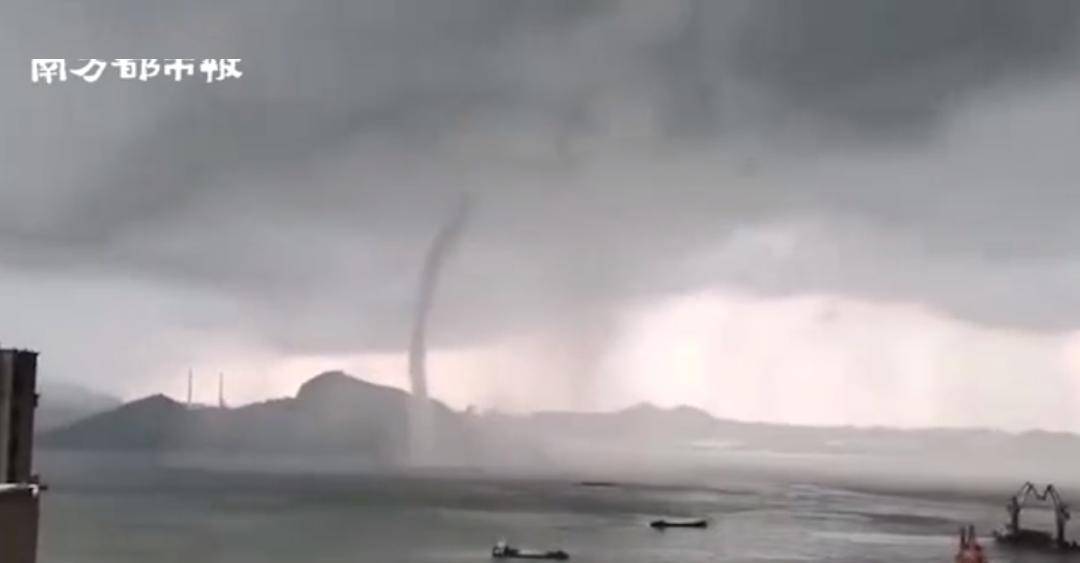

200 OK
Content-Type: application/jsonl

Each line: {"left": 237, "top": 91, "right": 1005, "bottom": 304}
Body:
{"left": 0, "top": 348, "right": 39, "bottom": 563}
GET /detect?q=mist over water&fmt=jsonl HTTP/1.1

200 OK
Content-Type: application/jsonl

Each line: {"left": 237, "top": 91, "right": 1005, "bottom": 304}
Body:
{"left": 35, "top": 449, "right": 1077, "bottom": 563}
{"left": 34, "top": 361, "right": 1080, "bottom": 561}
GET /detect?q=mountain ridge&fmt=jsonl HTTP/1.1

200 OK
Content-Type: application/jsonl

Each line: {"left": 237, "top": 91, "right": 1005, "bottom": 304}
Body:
{"left": 39, "top": 372, "right": 1080, "bottom": 469}
{"left": 39, "top": 371, "right": 468, "bottom": 465}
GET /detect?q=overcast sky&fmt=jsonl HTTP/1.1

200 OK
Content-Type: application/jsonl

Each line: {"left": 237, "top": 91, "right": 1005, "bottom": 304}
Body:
{"left": 4, "top": 1, "right": 1080, "bottom": 431}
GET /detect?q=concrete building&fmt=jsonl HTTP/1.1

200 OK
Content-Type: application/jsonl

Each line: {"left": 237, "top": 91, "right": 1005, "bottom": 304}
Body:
{"left": 0, "top": 348, "right": 40, "bottom": 563}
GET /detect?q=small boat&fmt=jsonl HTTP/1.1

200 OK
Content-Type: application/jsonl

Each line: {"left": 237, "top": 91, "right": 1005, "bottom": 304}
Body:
{"left": 650, "top": 518, "right": 708, "bottom": 530}
{"left": 577, "top": 480, "right": 617, "bottom": 488}
{"left": 955, "top": 525, "right": 987, "bottom": 563}
{"left": 492, "top": 540, "right": 570, "bottom": 560}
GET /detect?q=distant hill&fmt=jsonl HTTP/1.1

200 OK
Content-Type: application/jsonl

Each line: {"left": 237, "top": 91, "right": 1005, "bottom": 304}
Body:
{"left": 523, "top": 403, "right": 720, "bottom": 442}
{"left": 36, "top": 381, "right": 123, "bottom": 432}
{"left": 39, "top": 374, "right": 1080, "bottom": 478}
{"left": 39, "top": 371, "right": 471, "bottom": 465}
{"left": 490, "top": 403, "right": 1080, "bottom": 464}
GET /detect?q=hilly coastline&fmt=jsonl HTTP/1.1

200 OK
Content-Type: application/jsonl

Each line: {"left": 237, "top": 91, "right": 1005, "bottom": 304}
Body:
{"left": 39, "top": 372, "right": 1080, "bottom": 484}
{"left": 39, "top": 371, "right": 470, "bottom": 466}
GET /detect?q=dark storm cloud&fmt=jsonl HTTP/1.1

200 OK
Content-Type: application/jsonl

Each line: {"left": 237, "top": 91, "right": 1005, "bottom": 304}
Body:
{"left": 735, "top": 0, "right": 1080, "bottom": 138}
{"left": 3, "top": 0, "right": 1080, "bottom": 359}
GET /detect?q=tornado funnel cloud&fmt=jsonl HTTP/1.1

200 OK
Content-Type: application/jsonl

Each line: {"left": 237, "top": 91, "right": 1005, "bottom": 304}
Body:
{"left": 407, "top": 195, "right": 470, "bottom": 462}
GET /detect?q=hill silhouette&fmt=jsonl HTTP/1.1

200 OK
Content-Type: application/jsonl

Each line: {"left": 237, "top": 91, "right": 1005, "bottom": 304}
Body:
{"left": 39, "top": 372, "right": 1080, "bottom": 477}
{"left": 35, "top": 380, "right": 123, "bottom": 432}
{"left": 40, "top": 371, "right": 469, "bottom": 465}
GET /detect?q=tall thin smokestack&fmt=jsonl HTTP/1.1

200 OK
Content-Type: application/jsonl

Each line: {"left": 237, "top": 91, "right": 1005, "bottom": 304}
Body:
{"left": 407, "top": 195, "right": 470, "bottom": 462}
{"left": 218, "top": 372, "right": 225, "bottom": 409}
{"left": 186, "top": 369, "right": 193, "bottom": 409}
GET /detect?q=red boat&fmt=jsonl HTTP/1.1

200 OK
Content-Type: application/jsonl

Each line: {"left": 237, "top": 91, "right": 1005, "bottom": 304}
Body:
{"left": 955, "top": 525, "right": 987, "bottom": 563}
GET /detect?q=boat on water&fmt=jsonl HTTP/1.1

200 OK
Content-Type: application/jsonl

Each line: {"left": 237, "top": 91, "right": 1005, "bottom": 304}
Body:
{"left": 955, "top": 525, "right": 987, "bottom": 563}
{"left": 649, "top": 518, "right": 708, "bottom": 530}
{"left": 491, "top": 540, "right": 570, "bottom": 560}
{"left": 576, "top": 481, "right": 617, "bottom": 488}
{"left": 992, "top": 482, "right": 1080, "bottom": 553}
{"left": 993, "top": 528, "right": 1080, "bottom": 553}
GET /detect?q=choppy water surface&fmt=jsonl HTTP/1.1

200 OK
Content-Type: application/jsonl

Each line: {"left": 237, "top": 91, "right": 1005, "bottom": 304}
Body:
{"left": 36, "top": 454, "right": 1071, "bottom": 562}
